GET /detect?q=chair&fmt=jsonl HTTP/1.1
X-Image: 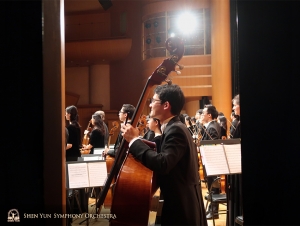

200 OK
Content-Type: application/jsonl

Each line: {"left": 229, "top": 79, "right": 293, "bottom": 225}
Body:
{"left": 205, "top": 177, "right": 227, "bottom": 226}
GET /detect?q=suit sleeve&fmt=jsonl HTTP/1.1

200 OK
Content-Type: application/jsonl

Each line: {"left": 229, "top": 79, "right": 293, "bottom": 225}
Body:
{"left": 207, "top": 127, "right": 219, "bottom": 140}
{"left": 130, "top": 125, "right": 187, "bottom": 174}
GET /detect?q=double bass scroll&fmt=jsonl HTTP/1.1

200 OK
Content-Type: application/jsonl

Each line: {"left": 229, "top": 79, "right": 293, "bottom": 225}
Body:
{"left": 98, "top": 37, "right": 184, "bottom": 226}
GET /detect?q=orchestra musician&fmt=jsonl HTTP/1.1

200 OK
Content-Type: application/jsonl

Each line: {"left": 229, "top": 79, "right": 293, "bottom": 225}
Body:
{"left": 65, "top": 105, "right": 88, "bottom": 214}
{"left": 94, "top": 110, "right": 109, "bottom": 147}
{"left": 218, "top": 115, "right": 228, "bottom": 140}
{"left": 200, "top": 104, "right": 222, "bottom": 219}
{"left": 121, "top": 84, "right": 207, "bottom": 226}
{"left": 227, "top": 94, "right": 242, "bottom": 226}
{"left": 103, "top": 104, "right": 135, "bottom": 157}
{"left": 230, "top": 111, "right": 240, "bottom": 139}
{"left": 142, "top": 115, "right": 155, "bottom": 141}
{"left": 81, "top": 114, "right": 106, "bottom": 154}
{"left": 65, "top": 105, "right": 81, "bottom": 162}
{"left": 232, "top": 95, "right": 240, "bottom": 138}
{"left": 147, "top": 116, "right": 162, "bottom": 153}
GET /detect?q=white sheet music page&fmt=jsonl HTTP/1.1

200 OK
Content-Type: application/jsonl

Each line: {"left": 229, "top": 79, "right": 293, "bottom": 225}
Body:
{"left": 224, "top": 144, "right": 241, "bottom": 174}
{"left": 201, "top": 145, "right": 230, "bottom": 176}
{"left": 68, "top": 163, "right": 89, "bottom": 188}
{"left": 87, "top": 162, "right": 107, "bottom": 187}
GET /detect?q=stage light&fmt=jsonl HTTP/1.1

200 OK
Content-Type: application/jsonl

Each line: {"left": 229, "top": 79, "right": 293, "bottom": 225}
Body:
{"left": 177, "top": 12, "right": 197, "bottom": 35}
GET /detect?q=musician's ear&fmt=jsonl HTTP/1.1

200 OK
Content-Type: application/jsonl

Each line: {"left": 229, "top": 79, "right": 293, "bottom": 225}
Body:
{"left": 163, "top": 101, "right": 170, "bottom": 110}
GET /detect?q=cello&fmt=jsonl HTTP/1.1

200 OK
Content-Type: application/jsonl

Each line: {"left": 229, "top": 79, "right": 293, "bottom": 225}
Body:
{"left": 98, "top": 37, "right": 184, "bottom": 226}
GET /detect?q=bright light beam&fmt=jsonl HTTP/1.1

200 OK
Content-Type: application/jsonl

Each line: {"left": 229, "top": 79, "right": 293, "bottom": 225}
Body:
{"left": 177, "top": 12, "right": 197, "bottom": 35}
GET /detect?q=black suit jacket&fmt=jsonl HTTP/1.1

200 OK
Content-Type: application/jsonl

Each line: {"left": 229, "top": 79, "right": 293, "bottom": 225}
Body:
{"left": 230, "top": 118, "right": 239, "bottom": 138}
{"left": 130, "top": 116, "right": 207, "bottom": 226}
{"left": 201, "top": 120, "right": 221, "bottom": 140}
{"left": 143, "top": 129, "right": 155, "bottom": 141}
{"left": 232, "top": 121, "right": 241, "bottom": 139}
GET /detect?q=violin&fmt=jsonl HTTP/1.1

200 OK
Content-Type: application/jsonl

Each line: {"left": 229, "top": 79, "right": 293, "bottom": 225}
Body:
{"left": 81, "top": 120, "right": 92, "bottom": 154}
{"left": 82, "top": 120, "right": 92, "bottom": 145}
{"left": 107, "top": 121, "right": 119, "bottom": 149}
{"left": 98, "top": 37, "right": 184, "bottom": 225}
{"left": 137, "top": 115, "right": 147, "bottom": 136}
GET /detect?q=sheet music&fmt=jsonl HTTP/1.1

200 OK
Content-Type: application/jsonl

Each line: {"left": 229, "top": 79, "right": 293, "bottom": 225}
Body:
{"left": 94, "top": 148, "right": 105, "bottom": 154}
{"left": 82, "top": 156, "right": 101, "bottom": 161}
{"left": 87, "top": 162, "right": 107, "bottom": 187}
{"left": 200, "top": 145, "right": 230, "bottom": 176}
{"left": 223, "top": 144, "right": 241, "bottom": 174}
{"left": 67, "top": 163, "right": 89, "bottom": 188}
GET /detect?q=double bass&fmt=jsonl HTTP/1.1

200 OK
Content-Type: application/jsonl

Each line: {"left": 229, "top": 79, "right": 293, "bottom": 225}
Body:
{"left": 98, "top": 37, "right": 184, "bottom": 226}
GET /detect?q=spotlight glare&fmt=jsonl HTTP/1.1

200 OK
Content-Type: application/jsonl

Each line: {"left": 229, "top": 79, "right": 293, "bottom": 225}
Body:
{"left": 177, "top": 12, "right": 197, "bottom": 35}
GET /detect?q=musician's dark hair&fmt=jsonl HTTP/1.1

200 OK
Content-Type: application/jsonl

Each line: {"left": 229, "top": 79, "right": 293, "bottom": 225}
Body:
{"left": 218, "top": 112, "right": 224, "bottom": 117}
{"left": 204, "top": 104, "right": 218, "bottom": 119}
{"left": 179, "top": 114, "right": 186, "bottom": 123}
{"left": 185, "top": 116, "right": 192, "bottom": 127}
{"left": 218, "top": 116, "right": 227, "bottom": 131}
{"left": 92, "top": 114, "right": 105, "bottom": 135}
{"left": 154, "top": 84, "right": 185, "bottom": 115}
{"left": 191, "top": 117, "right": 196, "bottom": 123}
{"left": 66, "top": 105, "right": 81, "bottom": 128}
{"left": 151, "top": 117, "right": 162, "bottom": 134}
{"left": 122, "top": 104, "right": 135, "bottom": 119}
{"left": 232, "top": 94, "right": 240, "bottom": 105}
{"left": 196, "top": 109, "right": 203, "bottom": 114}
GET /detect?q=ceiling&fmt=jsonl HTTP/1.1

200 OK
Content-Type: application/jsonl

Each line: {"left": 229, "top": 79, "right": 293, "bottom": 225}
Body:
{"left": 64, "top": 0, "right": 123, "bottom": 67}
{"left": 64, "top": 0, "right": 106, "bottom": 15}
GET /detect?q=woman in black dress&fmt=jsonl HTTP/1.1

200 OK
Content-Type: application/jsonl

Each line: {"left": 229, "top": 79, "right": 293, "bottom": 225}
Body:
{"left": 65, "top": 105, "right": 81, "bottom": 162}
{"left": 82, "top": 114, "right": 106, "bottom": 154}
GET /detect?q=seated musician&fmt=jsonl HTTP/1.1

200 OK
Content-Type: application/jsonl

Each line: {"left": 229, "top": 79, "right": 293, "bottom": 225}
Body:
{"left": 121, "top": 84, "right": 207, "bottom": 226}
{"left": 103, "top": 104, "right": 135, "bottom": 157}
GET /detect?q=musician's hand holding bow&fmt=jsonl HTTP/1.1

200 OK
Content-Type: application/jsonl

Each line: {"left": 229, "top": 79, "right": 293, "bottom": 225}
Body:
{"left": 121, "top": 123, "right": 139, "bottom": 143}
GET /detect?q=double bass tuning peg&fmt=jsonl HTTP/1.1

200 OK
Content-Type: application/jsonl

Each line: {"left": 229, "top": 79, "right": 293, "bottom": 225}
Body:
{"left": 176, "top": 63, "right": 184, "bottom": 70}
{"left": 175, "top": 63, "right": 184, "bottom": 75}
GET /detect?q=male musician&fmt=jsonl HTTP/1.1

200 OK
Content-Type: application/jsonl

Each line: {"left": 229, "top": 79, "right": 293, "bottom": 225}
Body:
{"left": 227, "top": 94, "right": 242, "bottom": 226}
{"left": 229, "top": 111, "right": 240, "bottom": 138}
{"left": 201, "top": 104, "right": 221, "bottom": 141}
{"left": 104, "top": 104, "right": 135, "bottom": 157}
{"left": 121, "top": 84, "right": 207, "bottom": 226}
{"left": 94, "top": 110, "right": 109, "bottom": 147}
{"left": 200, "top": 104, "right": 221, "bottom": 219}
{"left": 232, "top": 95, "right": 241, "bottom": 138}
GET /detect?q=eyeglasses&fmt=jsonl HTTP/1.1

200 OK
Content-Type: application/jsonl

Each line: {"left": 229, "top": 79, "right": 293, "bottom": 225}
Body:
{"left": 151, "top": 98, "right": 161, "bottom": 104}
